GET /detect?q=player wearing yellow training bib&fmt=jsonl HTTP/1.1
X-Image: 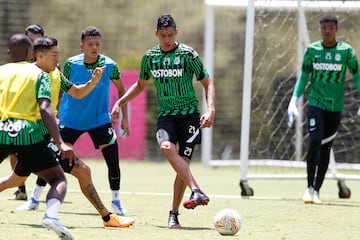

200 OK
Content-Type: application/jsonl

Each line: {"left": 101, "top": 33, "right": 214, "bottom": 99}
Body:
{"left": 0, "top": 33, "right": 76, "bottom": 239}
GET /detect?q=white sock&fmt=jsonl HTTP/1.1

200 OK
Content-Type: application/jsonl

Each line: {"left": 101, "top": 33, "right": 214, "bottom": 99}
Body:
{"left": 31, "top": 184, "right": 45, "bottom": 201}
{"left": 45, "top": 198, "right": 61, "bottom": 219}
{"left": 111, "top": 190, "right": 119, "bottom": 201}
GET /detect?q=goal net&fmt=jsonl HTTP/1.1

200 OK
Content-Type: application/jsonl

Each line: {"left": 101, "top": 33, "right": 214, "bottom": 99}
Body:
{"left": 202, "top": 0, "right": 360, "bottom": 194}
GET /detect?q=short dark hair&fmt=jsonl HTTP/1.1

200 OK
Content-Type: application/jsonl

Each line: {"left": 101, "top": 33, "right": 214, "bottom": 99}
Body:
{"left": 33, "top": 36, "right": 58, "bottom": 54}
{"left": 25, "top": 24, "right": 44, "bottom": 36}
{"left": 8, "top": 34, "right": 32, "bottom": 50}
{"left": 157, "top": 14, "right": 176, "bottom": 30}
{"left": 8, "top": 34, "right": 33, "bottom": 61}
{"left": 81, "top": 26, "right": 102, "bottom": 41}
{"left": 320, "top": 14, "right": 338, "bottom": 27}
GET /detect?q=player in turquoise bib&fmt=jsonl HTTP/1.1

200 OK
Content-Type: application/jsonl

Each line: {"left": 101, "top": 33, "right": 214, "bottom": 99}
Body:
{"left": 287, "top": 14, "right": 360, "bottom": 204}
{"left": 58, "top": 26, "right": 129, "bottom": 216}
{"left": 111, "top": 14, "right": 216, "bottom": 229}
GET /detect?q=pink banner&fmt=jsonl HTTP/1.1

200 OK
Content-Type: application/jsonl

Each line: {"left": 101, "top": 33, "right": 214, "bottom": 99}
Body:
{"left": 72, "top": 70, "right": 146, "bottom": 160}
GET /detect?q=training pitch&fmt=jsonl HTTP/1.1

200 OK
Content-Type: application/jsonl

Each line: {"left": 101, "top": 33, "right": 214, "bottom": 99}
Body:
{"left": 0, "top": 159, "right": 359, "bottom": 240}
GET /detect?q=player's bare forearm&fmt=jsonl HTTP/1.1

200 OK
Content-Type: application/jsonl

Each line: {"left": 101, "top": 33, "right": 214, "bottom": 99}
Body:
{"left": 206, "top": 83, "right": 216, "bottom": 114}
{"left": 120, "top": 118, "right": 130, "bottom": 137}
{"left": 200, "top": 77, "right": 216, "bottom": 128}
{"left": 111, "top": 79, "right": 147, "bottom": 123}
{"left": 121, "top": 104, "right": 129, "bottom": 120}
{"left": 117, "top": 80, "right": 147, "bottom": 107}
{"left": 39, "top": 98, "right": 63, "bottom": 146}
{"left": 69, "top": 66, "right": 105, "bottom": 99}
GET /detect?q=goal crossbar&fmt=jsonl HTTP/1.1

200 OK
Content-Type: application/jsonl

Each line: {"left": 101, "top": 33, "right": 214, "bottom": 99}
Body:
{"left": 205, "top": 0, "right": 360, "bottom": 10}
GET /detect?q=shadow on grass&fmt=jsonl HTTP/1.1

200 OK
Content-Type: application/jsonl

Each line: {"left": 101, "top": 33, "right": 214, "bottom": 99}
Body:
{"left": 18, "top": 208, "right": 100, "bottom": 217}
{"left": 241, "top": 196, "right": 360, "bottom": 208}
{"left": 156, "top": 225, "right": 213, "bottom": 231}
{"left": 60, "top": 210, "right": 99, "bottom": 217}
{"left": 12, "top": 222, "right": 78, "bottom": 230}
{"left": 322, "top": 201, "right": 360, "bottom": 208}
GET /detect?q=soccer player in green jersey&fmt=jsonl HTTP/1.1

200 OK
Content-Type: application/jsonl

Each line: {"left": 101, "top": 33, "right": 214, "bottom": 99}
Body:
{"left": 0, "top": 33, "right": 75, "bottom": 239}
{"left": 287, "top": 14, "right": 360, "bottom": 204}
{"left": 111, "top": 14, "right": 216, "bottom": 228}
{"left": 7, "top": 24, "right": 45, "bottom": 201}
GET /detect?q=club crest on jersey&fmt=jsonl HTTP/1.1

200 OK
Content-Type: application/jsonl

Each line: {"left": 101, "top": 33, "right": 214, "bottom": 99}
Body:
{"left": 325, "top": 52, "right": 331, "bottom": 60}
{"left": 174, "top": 57, "right": 180, "bottom": 65}
{"left": 335, "top": 53, "right": 341, "bottom": 61}
{"left": 163, "top": 58, "right": 170, "bottom": 65}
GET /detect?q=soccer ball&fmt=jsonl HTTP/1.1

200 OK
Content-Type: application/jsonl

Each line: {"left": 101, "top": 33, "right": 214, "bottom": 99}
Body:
{"left": 213, "top": 208, "right": 242, "bottom": 235}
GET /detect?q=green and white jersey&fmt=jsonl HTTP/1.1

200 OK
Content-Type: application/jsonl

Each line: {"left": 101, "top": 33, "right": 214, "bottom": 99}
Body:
{"left": 293, "top": 40, "right": 360, "bottom": 112}
{"left": 0, "top": 64, "right": 51, "bottom": 145}
{"left": 139, "top": 43, "right": 209, "bottom": 117}
{"left": 37, "top": 71, "right": 73, "bottom": 136}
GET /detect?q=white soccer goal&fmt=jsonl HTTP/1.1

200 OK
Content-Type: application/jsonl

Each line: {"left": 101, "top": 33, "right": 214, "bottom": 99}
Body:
{"left": 202, "top": 0, "right": 360, "bottom": 196}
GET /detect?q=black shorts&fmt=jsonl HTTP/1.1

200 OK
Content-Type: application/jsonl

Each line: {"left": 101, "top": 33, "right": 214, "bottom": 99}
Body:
{"left": 0, "top": 149, "right": 13, "bottom": 164}
{"left": 156, "top": 113, "right": 201, "bottom": 159}
{"left": 59, "top": 123, "right": 117, "bottom": 149}
{"left": 0, "top": 142, "right": 59, "bottom": 177}
{"left": 307, "top": 106, "right": 341, "bottom": 144}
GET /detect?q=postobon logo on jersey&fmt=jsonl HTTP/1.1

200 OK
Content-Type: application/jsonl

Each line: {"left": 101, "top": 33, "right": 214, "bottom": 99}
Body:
{"left": 151, "top": 69, "right": 183, "bottom": 78}
{"left": 313, "top": 63, "right": 342, "bottom": 71}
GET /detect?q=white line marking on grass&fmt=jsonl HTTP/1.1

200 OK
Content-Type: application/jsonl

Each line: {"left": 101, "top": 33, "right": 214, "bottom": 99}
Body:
{"left": 66, "top": 189, "right": 243, "bottom": 199}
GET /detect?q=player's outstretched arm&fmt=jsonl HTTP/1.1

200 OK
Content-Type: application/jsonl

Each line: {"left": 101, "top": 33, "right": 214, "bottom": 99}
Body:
{"left": 67, "top": 66, "right": 106, "bottom": 99}
{"left": 111, "top": 79, "right": 148, "bottom": 122}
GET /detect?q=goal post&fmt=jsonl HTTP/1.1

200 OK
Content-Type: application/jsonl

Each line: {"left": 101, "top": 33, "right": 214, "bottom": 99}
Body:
{"left": 202, "top": 0, "right": 360, "bottom": 196}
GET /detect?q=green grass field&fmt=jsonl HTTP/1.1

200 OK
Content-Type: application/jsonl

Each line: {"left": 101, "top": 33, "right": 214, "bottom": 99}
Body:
{"left": 1, "top": 159, "right": 360, "bottom": 240}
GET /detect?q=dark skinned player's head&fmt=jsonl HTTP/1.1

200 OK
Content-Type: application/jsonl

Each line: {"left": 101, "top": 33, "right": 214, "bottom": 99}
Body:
{"left": 7, "top": 34, "right": 33, "bottom": 62}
